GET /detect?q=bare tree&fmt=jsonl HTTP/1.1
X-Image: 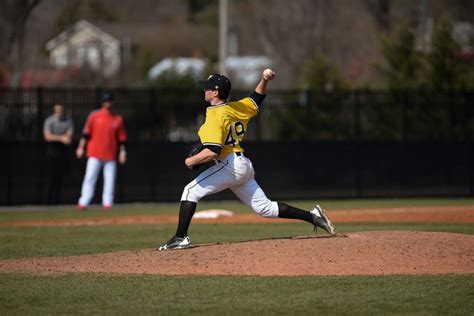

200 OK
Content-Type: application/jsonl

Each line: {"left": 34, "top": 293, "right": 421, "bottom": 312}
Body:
{"left": 249, "top": 0, "right": 325, "bottom": 87}
{"left": 0, "top": 0, "right": 40, "bottom": 86}
{"left": 365, "top": 0, "right": 392, "bottom": 31}
{"left": 250, "top": 1, "right": 388, "bottom": 88}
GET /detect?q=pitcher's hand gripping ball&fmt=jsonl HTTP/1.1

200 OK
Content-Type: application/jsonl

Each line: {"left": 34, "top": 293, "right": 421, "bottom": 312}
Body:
{"left": 263, "top": 68, "right": 276, "bottom": 80}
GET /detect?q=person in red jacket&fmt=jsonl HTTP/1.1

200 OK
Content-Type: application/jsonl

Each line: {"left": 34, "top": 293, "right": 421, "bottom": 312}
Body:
{"left": 76, "top": 92, "right": 127, "bottom": 210}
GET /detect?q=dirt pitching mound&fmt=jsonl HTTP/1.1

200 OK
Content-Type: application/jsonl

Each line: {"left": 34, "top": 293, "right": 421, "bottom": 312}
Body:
{"left": 1, "top": 231, "right": 472, "bottom": 276}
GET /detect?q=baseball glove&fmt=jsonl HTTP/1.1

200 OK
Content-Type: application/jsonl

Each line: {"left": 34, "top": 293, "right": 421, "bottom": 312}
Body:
{"left": 187, "top": 142, "right": 204, "bottom": 170}
{"left": 187, "top": 142, "right": 203, "bottom": 158}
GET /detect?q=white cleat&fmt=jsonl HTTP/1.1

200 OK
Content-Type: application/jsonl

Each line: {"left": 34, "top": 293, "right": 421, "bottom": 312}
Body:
{"left": 158, "top": 236, "right": 192, "bottom": 251}
{"left": 310, "top": 205, "right": 337, "bottom": 236}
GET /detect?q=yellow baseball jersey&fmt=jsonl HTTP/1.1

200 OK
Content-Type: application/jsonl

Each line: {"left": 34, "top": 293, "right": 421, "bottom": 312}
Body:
{"left": 198, "top": 97, "right": 258, "bottom": 158}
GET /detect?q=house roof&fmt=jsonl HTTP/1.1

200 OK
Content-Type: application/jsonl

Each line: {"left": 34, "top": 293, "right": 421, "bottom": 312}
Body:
{"left": 45, "top": 20, "right": 119, "bottom": 51}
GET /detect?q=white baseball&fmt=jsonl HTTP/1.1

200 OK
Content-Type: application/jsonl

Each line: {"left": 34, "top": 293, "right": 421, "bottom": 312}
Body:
{"left": 263, "top": 68, "right": 275, "bottom": 80}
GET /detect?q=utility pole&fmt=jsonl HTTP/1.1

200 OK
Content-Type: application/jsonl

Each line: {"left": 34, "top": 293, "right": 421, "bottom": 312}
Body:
{"left": 219, "top": 0, "right": 228, "bottom": 75}
{"left": 417, "top": 0, "right": 431, "bottom": 51}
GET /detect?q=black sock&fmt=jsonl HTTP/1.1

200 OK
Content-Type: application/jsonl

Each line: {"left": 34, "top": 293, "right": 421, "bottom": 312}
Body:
{"left": 277, "top": 202, "right": 313, "bottom": 224}
{"left": 175, "top": 201, "right": 197, "bottom": 238}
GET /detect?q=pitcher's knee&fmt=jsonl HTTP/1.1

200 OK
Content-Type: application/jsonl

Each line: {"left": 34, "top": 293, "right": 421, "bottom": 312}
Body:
{"left": 180, "top": 182, "right": 202, "bottom": 203}
{"left": 251, "top": 199, "right": 279, "bottom": 218}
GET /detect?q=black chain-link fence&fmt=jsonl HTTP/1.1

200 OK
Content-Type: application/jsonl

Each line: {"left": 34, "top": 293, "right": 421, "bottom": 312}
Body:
{"left": 1, "top": 88, "right": 473, "bottom": 142}
{"left": 0, "top": 88, "right": 473, "bottom": 205}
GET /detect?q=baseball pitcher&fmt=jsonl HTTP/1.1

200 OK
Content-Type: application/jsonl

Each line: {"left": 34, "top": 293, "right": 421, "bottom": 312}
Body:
{"left": 159, "top": 69, "right": 336, "bottom": 250}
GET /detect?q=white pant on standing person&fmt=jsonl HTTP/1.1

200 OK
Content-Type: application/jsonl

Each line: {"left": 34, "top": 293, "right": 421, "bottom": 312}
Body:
{"left": 78, "top": 157, "right": 116, "bottom": 207}
{"left": 182, "top": 153, "right": 279, "bottom": 218}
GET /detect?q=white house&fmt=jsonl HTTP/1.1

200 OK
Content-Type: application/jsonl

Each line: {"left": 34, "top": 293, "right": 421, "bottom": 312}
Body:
{"left": 148, "top": 55, "right": 272, "bottom": 88}
{"left": 225, "top": 56, "right": 272, "bottom": 87}
{"left": 148, "top": 57, "right": 207, "bottom": 80}
{"left": 453, "top": 21, "right": 474, "bottom": 55}
{"left": 45, "top": 20, "right": 121, "bottom": 77}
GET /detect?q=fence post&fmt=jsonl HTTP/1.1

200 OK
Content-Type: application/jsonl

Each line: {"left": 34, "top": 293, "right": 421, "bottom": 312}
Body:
{"left": 466, "top": 91, "right": 474, "bottom": 196}
{"left": 6, "top": 142, "right": 12, "bottom": 205}
{"left": 353, "top": 90, "right": 362, "bottom": 198}
{"left": 468, "top": 141, "right": 474, "bottom": 196}
{"left": 255, "top": 88, "right": 268, "bottom": 140}
{"left": 450, "top": 91, "right": 455, "bottom": 141}
{"left": 118, "top": 166, "right": 125, "bottom": 203}
{"left": 402, "top": 91, "right": 408, "bottom": 142}
{"left": 464, "top": 91, "right": 471, "bottom": 142}
{"left": 36, "top": 87, "right": 46, "bottom": 203}
{"left": 149, "top": 88, "right": 157, "bottom": 198}
{"left": 94, "top": 87, "right": 102, "bottom": 109}
{"left": 36, "top": 87, "right": 44, "bottom": 141}
{"left": 353, "top": 90, "right": 361, "bottom": 141}
{"left": 465, "top": 91, "right": 474, "bottom": 197}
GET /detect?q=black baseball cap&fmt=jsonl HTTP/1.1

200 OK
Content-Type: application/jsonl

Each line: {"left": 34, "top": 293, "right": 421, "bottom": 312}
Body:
{"left": 101, "top": 92, "right": 114, "bottom": 102}
{"left": 198, "top": 74, "right": 231, "bottom": 93}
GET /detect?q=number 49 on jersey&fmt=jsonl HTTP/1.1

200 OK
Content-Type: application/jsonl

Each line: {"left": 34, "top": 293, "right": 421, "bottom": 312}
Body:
{"left": 224, "top": 121, "right": 245, "bottom": 146}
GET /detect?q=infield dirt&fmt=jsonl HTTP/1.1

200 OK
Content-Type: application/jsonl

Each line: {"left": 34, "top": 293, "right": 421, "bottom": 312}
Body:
{"left": 0, "top": 207, "right": 473, "bottom": 276}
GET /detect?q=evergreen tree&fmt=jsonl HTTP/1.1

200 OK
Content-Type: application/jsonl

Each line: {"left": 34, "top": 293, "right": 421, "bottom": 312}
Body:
{"left": 425, "top": 16, "right": 470, "bottom": 90}
{"left": 376, "top": 24, "right": 423, "bottom": 90}
{"left": 270, "top": 54, "right": 352, "bottom": 141}
{"left": 304, "top": 54, "right": 350, "bottom": 91}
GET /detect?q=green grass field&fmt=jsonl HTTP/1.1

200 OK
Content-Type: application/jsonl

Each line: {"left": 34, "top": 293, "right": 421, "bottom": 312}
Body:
{"left": 0, "top": 198, "right": 473, "bottom": 315}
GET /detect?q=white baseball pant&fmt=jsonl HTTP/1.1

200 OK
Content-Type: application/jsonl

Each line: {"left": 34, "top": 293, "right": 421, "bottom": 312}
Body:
{"left": 181, "top": 153, "right": 279, "bottom": 218}
{"left": 78, "top": 157, "right": 117, "bottom": 207}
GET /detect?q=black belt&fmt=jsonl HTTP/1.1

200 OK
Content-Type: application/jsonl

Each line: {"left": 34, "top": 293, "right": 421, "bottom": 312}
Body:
{"left": 216, "top": 152, "right": 243, "bottom": 164}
